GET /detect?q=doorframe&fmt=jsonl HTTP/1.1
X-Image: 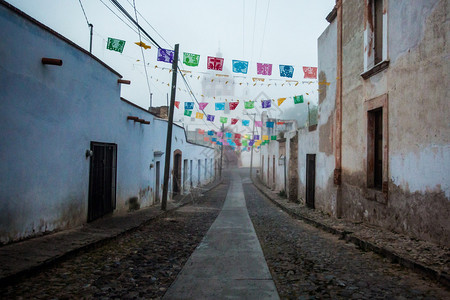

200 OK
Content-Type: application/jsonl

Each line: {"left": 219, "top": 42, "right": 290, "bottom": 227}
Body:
{"left": 88, "top": 141, "right": 117, "bottom": 222}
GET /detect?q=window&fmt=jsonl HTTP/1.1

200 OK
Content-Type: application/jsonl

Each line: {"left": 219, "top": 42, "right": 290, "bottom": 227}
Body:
{"left": 373, "top": 0, "right": 383, "bottom": 65}
{"left": 362, "top": 0, "right": 389, "bottom": 79}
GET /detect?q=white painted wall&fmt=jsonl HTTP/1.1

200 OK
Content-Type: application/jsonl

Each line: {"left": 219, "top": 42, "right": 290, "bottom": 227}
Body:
{"left": 0, "top": 3, "right": 215, "bottom": 244}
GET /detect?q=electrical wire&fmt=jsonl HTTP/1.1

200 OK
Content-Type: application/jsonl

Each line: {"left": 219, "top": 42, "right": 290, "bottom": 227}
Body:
{"left": 99, "top": 0, "right": 144, "bottom": 39}
{"left": 243, "top": 0, "right": 245, "bottom": 58}
{"left": 177, "top": 62, "right": 221, "bottom": 130}
{"left": 125, "top": 0, "right": 173, "bottom": 49}
{"left": 133, "top": 0, "right": 152, "bottom": 106}
{"left": 98, "top": 0, "right": 254, "bottom": 133}
{"left": 250, "top": 0, "right": 258, "bottom": 63}
{"left": 109, "top": 0, "right": 162, "bottom": 49}
{"left": 259, "top": 0, "right": 270, "bottom": 59}
{"left": 78, "top": 0, "right": 90, "bottom": 26}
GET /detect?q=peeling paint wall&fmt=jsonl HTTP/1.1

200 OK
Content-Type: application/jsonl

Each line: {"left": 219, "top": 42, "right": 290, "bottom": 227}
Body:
{"left": 0, "top": 4, "right": 215, "bottom": 245}
{"left": 315, "top": 14, "right": 339, "bottom": 216}
{"left": 337, "top": 0, "right": 449, "bottom": 246}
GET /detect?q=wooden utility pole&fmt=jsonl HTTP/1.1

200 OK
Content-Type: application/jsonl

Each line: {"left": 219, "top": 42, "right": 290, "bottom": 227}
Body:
{"left": 161, "top": 44, "right": 179, "bottom": 211}
{"left": 219, "top": 123, "right": 224, "bottom": 178}
{"left": 245, "top": 113, "right": 257, "bottom": 178}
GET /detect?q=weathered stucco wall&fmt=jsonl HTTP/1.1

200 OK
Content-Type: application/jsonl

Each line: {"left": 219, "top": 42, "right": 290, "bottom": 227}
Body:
{"left": 315, "top": 15, "right": 339, "bottom": 215}
{"left": 297, "top": 128, "right": 318, "bottom": 204}
{"left": 0, "top": 4, "right": 215, "bottom": 244}
{"left": 338, "top": 0, "right": 449, "bottom": 246}
{"left": 0, "top": 3, "right": 121, "bottom": 243}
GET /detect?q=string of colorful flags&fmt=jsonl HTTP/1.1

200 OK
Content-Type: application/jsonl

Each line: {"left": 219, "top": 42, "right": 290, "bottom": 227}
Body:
{"left": 106, "top": 37, "right": 318, "bottom": 79}
{"left": 196, "top": 127, "right": 282, "bottom": 151}
{"left": 150, "top": 65, "right": 325, "bottom": 88}
{"left": 178, "top": 95, "right": 305, "bottom": 125}
{"left": 106, "top": 37, "right": 322, "bottom": 142}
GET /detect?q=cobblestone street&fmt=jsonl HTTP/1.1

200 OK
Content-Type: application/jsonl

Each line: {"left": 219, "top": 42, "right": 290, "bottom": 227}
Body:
{"left": 0, "top": 181, "right": 227, "bottom": 299}
{"left": 240, "top": 168, "right": 449, "bottom": 299}
{"left": 1, "top": 169, "right": 449, "bottom": 299}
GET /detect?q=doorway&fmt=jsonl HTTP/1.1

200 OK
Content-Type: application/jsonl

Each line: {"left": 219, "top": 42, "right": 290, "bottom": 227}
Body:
{"left": 273, "top": 155, "right": 276, "bottom": 188}
{"left": 173, "top": 151, "right": 182, "bottom": 195}
{"left": 198, "top": 159, "right": 201, "bottom": 186}
{"left": 155, "top": 161, "right": 160, "bottom": 203}
{"left": 190, "top": 160, "right": 193, "bottom": 187}
{"left": 306, "top": 154, "right": 316, "bottom": 209}
{"left": 183, "top": 159, "right": 188, "bottom": 192}
{"left": 88, "top": 142, "right": 117, "bottom": 222}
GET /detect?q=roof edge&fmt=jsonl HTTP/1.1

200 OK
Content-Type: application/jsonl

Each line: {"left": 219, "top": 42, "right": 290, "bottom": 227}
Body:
{"left": 1, "top": 0, "right": 122, "bottom": 78}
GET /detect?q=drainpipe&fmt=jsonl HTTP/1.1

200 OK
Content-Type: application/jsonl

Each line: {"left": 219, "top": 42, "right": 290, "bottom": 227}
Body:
{"left": 334, "top": 0, "right": 343, "bottom": 218}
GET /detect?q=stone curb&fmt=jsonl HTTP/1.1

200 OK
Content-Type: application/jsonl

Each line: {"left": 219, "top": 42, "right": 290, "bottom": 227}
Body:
{"left": 250, "top": 176, "right": 450, "bottom": 289}
{"left": 0, "top": 178, "right": 223, "bottom": 287}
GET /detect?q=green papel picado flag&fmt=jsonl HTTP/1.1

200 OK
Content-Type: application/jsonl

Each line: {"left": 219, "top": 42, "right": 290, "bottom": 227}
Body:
{"left": 107, "top": 37, "right": 126, "bottom": 53}
{"left": 183, "top": 52, "right": 200, "bottom": 67}
{"left": 294, "top": 95, "right": 304, "bottom": 104}
{"left": 244, "top": 101, "right": 255, "bottom": 109}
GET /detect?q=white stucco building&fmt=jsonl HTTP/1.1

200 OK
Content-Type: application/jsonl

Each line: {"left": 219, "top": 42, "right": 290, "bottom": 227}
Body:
{"left": 0, "top": 2, "right": 217, "bottom": 244}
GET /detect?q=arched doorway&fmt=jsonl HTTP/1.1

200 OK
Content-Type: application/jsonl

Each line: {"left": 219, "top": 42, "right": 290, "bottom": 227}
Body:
{"left": 173, "top": 150, "right": 182, "bottom": 195}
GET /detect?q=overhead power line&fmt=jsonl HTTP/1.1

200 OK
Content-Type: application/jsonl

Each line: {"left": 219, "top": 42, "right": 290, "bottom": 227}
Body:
{"left": 100, "top": 0, "right": 221, "bottom": 132}
{"left": 78, "top": 0, "right": 90, "bottom": 26}
{"left": 259, "top": 0, "right": 270, "bottom": 59}
{"left": 99, "top": 0, "right": 147, "bottom": 41}
{"left": 125, "top": 0, "right": 173, "bottom": 49}
{"left": 133, "top": 0, "right": 152, "bottom": 105}
{"left": 109, "top": 0, "right": 162, "bottom": 49}
{"left": 177, "top": 62, "right": 221, "bottom": 130}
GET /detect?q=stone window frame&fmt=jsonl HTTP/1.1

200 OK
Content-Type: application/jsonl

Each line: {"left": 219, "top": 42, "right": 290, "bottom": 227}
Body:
{"left": 361, "top": 0, "right": 390, "bottom": 80}
{"left": 364, "top": 94, "right": 389, "bottom": 203}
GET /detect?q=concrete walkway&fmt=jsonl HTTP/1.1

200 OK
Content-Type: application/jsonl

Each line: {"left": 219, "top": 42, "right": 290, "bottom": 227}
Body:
{"left": 164, "top": 172, "right": 279, "bottom": 299}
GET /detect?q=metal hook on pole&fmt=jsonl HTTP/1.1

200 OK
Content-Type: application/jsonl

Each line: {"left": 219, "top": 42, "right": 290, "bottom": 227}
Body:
{"left": 89, "top": 23, "right": 93, "bottom": 54}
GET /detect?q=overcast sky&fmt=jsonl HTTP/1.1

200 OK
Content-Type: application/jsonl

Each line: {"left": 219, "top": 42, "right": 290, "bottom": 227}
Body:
{"left": 6, "top": 0, "right": 335, "bottom": 131}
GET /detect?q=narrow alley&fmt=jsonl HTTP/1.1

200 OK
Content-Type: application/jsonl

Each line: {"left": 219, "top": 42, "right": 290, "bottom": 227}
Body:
{"left": 0, "top": 168, "right": 448, "bottom": 299}
{"left": 1, "top": 0, "right": 449, "bottom": 299}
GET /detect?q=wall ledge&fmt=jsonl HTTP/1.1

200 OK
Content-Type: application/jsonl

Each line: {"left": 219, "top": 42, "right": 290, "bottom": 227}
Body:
{"left": 361, "top": 60, "right": 390, "bottom": 80}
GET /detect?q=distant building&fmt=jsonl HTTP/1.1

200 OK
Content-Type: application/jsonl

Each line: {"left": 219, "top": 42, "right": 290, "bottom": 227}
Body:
{"left": 149, "top": 106, "right": 168, "bottom": 120}
{"left": 201, "top": 51, "right": 234, "bottom": 98}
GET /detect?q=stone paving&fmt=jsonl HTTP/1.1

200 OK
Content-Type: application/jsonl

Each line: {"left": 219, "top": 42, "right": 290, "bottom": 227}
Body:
{"left": 1, "top": 167, "right": 449, "bottom": 299}
{"left": 0, "top": 179, "right": 221, "bottom": 285}
{"left": 243, "top": 169, "right": 450, "bottom": 299}
{"left": 251, "top": 173, "right": 450, "bottom": 288}
{"left": 0, "top": 180, "right": 226, "bottom": 299}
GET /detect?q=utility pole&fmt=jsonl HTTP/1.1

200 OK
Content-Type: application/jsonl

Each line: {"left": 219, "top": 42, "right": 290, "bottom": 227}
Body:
{"left": 149, "top": 93, "right": 153, "bottom": 109}
{"left": 161, "top": 44, "right": 179, "bottom": 211}
{"left": 245, "top": 113, "right": 257, "bottom": 178}
{"left": 307, "top": 101, "right": 311, "bottom": 126}
{"left": 219, "top": 123, "right": 224, "bottom": 178}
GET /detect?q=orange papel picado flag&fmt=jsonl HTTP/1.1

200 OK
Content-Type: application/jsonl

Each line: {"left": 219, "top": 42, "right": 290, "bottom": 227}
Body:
{"left": 277, "top": 97, "right": 286, "bottom": 106}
